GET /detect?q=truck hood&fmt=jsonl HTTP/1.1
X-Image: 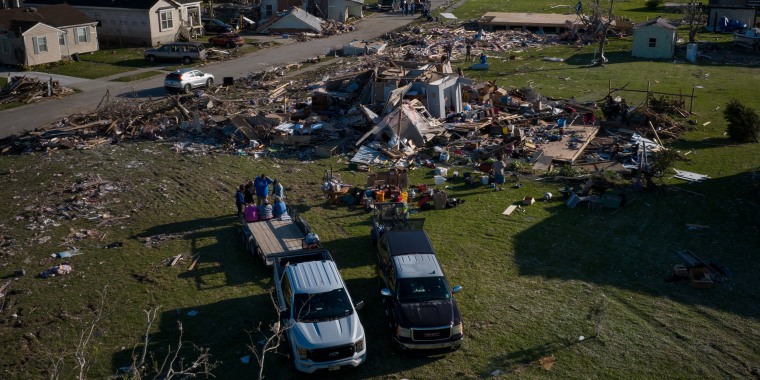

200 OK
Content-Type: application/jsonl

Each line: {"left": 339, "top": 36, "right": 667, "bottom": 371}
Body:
{"left": 293, "top": 314, "right": 363, "bottom": 348}
{"left": 396, "top": 299, "right": 460, "bottom": 328}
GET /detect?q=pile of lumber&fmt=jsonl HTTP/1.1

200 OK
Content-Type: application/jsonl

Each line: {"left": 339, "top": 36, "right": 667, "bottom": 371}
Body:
{"left": 0, "top": 76, "right": 71, "bottom": 104}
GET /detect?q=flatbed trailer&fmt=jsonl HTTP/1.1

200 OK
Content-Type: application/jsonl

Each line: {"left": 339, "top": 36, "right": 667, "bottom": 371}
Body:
{"left": 240, "top": 206, "right": 321, "bottom": 267}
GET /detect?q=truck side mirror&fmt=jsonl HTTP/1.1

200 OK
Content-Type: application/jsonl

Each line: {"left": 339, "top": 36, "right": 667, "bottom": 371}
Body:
{"left": 380, "top": 288, "right": 392, "bottom": 297}
{"left": 452, "top": 285, "right": 462, "bottom": 294}
{"left": 354, "top": 300, "right": 365, "bottom": 310}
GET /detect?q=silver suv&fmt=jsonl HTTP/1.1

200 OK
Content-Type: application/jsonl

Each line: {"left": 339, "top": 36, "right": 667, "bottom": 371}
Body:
{"left": 144, "top": 42, "right": 206, "bottom": 64}
{"left": 164, "top": 68, "right": 214, "bottom": 93}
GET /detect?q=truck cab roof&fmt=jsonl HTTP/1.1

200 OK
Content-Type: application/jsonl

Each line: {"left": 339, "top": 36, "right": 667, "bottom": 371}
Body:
{"left": 383, "top": 230, "right": 435, "bottom": 256}
{"left": 394, "top": 253, "right": 444, "bottom": 279}
{"left": 286, "top": 259, "right": 343, "bottom": 294}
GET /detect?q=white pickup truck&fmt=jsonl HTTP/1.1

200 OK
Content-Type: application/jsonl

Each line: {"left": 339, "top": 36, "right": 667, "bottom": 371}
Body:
{"left": 273, "top": 251, "right": 367, "bottom": 373}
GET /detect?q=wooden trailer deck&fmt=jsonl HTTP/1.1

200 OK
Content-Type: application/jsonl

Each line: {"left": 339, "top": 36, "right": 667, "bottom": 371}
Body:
{"left": 247, "top": 218, "right": 305, "bottom": 256}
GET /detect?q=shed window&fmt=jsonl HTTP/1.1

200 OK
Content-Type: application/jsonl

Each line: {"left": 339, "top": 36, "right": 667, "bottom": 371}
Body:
{"left": 75, "top": 26, "right": 90, "bottom": 44}
{"left": 59, "top": 33, "right": 65, "bottom": 46}
{"left": 648, "top": 38, "right": 656, "bottom": 48}
{"left": 33, "top": 36, "right": 48, "bottom": 54}
{"left": 160, "top": 10, "right": 174, "bottom": 31}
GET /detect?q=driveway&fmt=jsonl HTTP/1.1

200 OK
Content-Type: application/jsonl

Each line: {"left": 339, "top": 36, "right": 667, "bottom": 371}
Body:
{"left": 0, "top": 6, "right": 450, "bottom": 139}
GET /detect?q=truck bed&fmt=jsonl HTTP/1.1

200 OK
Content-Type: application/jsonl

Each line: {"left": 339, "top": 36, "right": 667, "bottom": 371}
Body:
{"left": 247, "top": 218, "right": 305, "bottom": 256}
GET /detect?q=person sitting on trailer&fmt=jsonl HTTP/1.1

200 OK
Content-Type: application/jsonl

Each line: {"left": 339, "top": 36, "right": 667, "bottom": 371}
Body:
{"left": 258, "top": 198, "right": 274, "bottom": 221}
{"left": 273, "top": 196, "right": 287, "bottom": 218}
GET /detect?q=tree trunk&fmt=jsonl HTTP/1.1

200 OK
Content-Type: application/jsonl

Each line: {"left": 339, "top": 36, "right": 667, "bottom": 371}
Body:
{"left": 592, "top": 31, "right": 608, "bottom": 67}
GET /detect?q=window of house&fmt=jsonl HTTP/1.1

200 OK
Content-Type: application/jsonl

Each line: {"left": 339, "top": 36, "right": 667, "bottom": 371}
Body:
{"left": 33, "top": 36, "right": 48, "bottom": 54}
{"left": 75, "top": 26, "right": 90, "bottom": 44}
{"left": 59, "top": 33, "right": 65, "bottom": 46}
{"left": 648, "top": 38, "right": 656, "bottom": 48}
{"left": 160, "top": 10, "right": 174, "bottom": 31}
{"left": 266, "top": 5, "right": 272, "bottom": 17}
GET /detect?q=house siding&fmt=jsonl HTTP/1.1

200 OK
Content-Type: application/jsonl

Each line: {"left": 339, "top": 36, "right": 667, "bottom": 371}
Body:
{"left": 0, "top": 35, "right": 20, "bottom": 65}
{"left": 632, "top": 25, "right": 676, "bottom": 59}
{"left": 60, "top": 24, "right": 99, "bottom": 56}
{"left": 148, "top": 1, "right": 182, "bottom": 46}
{"left": 25, "top": 1, "right": 202, "bottom": 47}
{"left": 22, "top": 23, "right": 63, "bottom": 66}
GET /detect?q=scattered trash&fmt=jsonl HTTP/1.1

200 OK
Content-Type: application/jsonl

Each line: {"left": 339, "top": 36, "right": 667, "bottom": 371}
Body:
{"left": 39, "top": 264, "right": 73, "bottom": 278}
{"left": 187, "top": 309, "right": 199, "bottom": 317}
{"left": 52, "top": 248, "right": 81, "bottom": 259}
{"left": 240, "top": 355, "right": 250, "bottom": 364}
{"left": 491, "top": 369, "right": 500, "bottom": 376}
{"left": 578, "top": 335, "right": 585, "bottom": 341}
{"left": 104, "top": 241, "right": 124, "bottom": 249}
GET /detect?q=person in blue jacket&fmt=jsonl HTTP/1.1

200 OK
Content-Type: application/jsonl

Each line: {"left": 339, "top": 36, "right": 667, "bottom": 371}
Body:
{"left": 235, "top": 184, "right": 246, "bottom": 217}
{"left": 273, "top": 196, "right": 287, "bottom": 218}
{"left": 254, "top": 173, "right": 274, "bottom": 205}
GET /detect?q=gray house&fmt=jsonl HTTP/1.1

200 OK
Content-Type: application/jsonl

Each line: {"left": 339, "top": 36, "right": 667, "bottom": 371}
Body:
{"left": 632, "top": 17, "right": 677, "bottom": 59}
{"left": 0, "top": 4, "right": 98, "bottom": 66}
{"left": 24, "top": 0, "right": 202, "bottom": 46}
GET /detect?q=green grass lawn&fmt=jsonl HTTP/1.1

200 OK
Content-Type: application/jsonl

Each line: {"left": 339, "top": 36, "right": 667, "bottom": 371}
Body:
{"left": 1, "top": 2, "right": 759, "bottom": 379}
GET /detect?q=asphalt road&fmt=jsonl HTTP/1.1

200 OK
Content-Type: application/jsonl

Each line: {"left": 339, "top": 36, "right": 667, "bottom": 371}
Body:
{"left": 0, "top": 6, "right": 450, "bottom": 138}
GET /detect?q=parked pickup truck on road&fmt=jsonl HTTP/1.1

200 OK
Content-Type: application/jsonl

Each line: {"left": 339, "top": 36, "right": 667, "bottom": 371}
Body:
{"left": 376, "top": 229, "right": 463, "bottom": 351}
{"left": 273, "top": 251, "right": 367, "bottom": 373}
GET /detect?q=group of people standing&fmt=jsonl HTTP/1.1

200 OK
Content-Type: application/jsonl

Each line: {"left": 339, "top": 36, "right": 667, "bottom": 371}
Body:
{"left": 236, "top": 174, "right": 287, "bottom": 222}
{"left": 394, "top": 0, "right": 428, "bottom": 17}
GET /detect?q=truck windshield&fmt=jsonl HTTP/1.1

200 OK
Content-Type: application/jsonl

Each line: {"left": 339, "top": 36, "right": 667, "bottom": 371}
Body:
{"left": 397, "top": 277, "right": 451, "bottom": 303}
{"left": 293, "top": 288, "right": 353, "bottom": 322}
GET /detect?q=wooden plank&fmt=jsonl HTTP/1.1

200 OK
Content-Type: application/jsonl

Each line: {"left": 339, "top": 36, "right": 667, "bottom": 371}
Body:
{"left": 247, "top": 219, "right": 305, "bottom": 256}
{"left": 502, "top": 205, "right": 518, "bottom": 215}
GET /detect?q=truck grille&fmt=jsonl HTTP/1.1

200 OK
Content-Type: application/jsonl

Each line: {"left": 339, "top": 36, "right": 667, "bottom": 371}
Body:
{"left": 412, "top": 326, "right": 451, "bottom": 341}
{"left": 309, "top": 344, "right": 355, "bottom": 362}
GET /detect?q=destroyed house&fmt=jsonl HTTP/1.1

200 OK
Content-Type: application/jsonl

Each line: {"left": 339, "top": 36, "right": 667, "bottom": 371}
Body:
{"left": 258, "top": 0, "right": 302, "bottom": 20}
{"left": 477, "top": 12, "right": 583, "bottom": 33}
{"left": 631, "top": 17, "right": 677, "bottom": 59}
{"left": 256, "top": 6, "right": 323, "bottom": 34}
{"left": 356, "top": 101, "right": 444, "bottom": 149}
{"left": 309, "top": 0, "right": 363, "bottom": 22}
{"left": 706, "top": 4, "right": 757, "bottom": 31}
{"left": 360, "top": 61, "right": 468, "bottom": 119}
{"left": 0, "top": 4, "right": 98, "bottom": 66}
{"left": 24, "top": 0, "right": 203, "bottom": 47}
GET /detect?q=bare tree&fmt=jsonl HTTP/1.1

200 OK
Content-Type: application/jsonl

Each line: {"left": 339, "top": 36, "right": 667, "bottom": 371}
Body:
{"left": 247, "top": 291, "right": 290, "bottom": 380}
{"left": 681, "top": 1, "right": 706, "bottom": 44}
{"left": 580, "top": 0, "right": 616, "bottom": 67}
{"left": 74, "top": 286, "right": 111, "bottom": 380}
{"left": 124, "top": 307, "right": 217, "bottom": 379}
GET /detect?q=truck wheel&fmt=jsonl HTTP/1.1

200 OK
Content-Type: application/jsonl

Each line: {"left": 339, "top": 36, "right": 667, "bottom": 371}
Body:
{"left": 182, "top": 56, "right": 192, "bottom": 64}
{"left": 146, "top": 55, "right": 156, "bottom": 63}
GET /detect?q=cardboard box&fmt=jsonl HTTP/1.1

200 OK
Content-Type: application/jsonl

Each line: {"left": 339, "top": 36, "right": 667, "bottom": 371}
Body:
{"left": 315, "top": 145, "right": 338, "bottom": 158}
{"left": 522, "top": 196, "right": 535, "bottom": 205}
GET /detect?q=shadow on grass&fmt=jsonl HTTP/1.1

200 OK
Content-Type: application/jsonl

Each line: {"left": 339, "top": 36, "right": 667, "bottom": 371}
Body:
{"left": 111, "top": 268, "right": 432, "bottom": 378}
{"left": 512, "top": 171, "right": 760, "bottom": 321}
{"left": 486, "top": 336, "right": 592, "bottom": 374}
